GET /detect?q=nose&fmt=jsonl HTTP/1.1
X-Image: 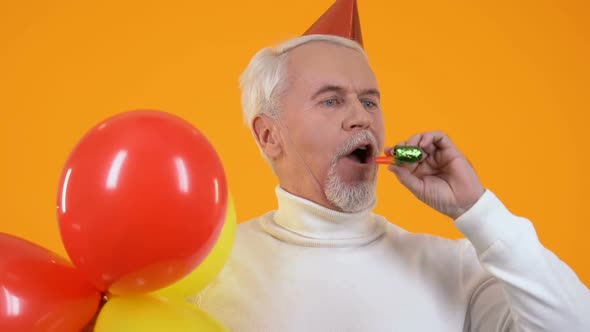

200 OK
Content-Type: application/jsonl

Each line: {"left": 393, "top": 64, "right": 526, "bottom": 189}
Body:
{"left": 342, "top": 99, "right": 372, "bottom": 131}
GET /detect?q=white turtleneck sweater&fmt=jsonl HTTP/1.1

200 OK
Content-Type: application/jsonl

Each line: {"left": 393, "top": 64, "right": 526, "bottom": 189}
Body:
{"left": 192, "top": 187, "right": 590, "bottom": 331}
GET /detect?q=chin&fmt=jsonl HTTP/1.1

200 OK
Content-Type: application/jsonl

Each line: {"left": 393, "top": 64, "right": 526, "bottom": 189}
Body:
{"left": 324, "top": 175, "right": 377, "bottom": 213}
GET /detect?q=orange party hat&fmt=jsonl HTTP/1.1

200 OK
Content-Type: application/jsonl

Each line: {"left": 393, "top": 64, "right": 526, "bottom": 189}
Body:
{"left": 303, "top": 0, "right": 364, "bottom": 47}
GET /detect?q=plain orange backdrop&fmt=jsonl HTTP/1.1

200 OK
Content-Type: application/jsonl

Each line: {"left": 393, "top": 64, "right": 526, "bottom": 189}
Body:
{"left": 1, "top": 0, "right": 588, "bottom": 288}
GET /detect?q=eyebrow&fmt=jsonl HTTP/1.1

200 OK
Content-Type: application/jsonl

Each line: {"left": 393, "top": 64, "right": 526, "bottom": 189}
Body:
{"left": 311, "top": 84, "right": 381, "bottom": 100}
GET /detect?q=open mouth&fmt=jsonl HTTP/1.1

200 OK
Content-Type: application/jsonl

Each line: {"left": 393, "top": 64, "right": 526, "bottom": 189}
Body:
{"left": 345, "top": 144, "right": 374, "bottom": 164}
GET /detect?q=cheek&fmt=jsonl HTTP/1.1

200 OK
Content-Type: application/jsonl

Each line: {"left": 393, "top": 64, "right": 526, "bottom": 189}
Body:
{"left": 299, "top": 129, "right": 336, "bottom": 159}
{"left": 291, "top": 115, "right": 338, "bottom": 151}
{"left": 374, "top": 114, "right": 386, "bottom": 146}
{"left": 292, "top": 124, "right": 339, "bottom": 171}
{"left": 284, "top": 109, "right": 343, "bottom": 169}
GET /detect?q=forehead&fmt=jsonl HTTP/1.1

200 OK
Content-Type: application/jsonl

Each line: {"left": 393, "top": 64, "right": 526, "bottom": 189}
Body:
{"left": 284, "top": 42, "right": 378, "bottom": 93}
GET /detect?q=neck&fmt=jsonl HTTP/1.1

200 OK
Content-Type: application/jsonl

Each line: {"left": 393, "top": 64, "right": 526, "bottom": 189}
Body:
{"left": 279, "top": 178, "right": 343, "bottom": 212}
{"left": 262, "top": 185, "right": 383, "bottom": 246}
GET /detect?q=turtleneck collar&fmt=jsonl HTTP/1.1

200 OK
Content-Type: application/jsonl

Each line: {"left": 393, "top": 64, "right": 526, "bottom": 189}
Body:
{"left": 259, "top": 186, "right": 385, "bottom": 247}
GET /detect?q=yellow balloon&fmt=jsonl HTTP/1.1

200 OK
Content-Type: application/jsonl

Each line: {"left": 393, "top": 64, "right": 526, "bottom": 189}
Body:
{"left": 152, "top": 195, "right": 237, "bottom": 300}
{"left": 94, "top": 295, "right": 227, "bottom": 332}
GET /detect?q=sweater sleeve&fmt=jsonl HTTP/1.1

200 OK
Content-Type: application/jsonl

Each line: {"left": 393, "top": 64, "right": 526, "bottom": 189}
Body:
{"left": 454, "top": 189, "right": 590, "bottom": 332}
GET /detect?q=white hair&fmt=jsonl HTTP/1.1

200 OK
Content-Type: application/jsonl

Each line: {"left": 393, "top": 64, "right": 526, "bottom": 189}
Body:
{"left": 239, "top": 34, "right": 367, "bottom": 167}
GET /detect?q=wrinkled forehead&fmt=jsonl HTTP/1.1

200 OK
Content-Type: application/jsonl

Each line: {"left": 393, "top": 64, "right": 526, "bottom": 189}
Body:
{"left": 284, "top": 42, "right": 378, "bottom": 95}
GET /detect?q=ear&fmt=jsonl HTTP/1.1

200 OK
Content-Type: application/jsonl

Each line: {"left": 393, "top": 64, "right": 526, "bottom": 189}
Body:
{"left": 252, "top": 114, "right": 282, "bottom": 159}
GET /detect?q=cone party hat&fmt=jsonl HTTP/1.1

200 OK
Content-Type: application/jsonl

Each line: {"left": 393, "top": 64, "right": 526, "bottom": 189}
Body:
{"left": 303, "top": 0, "right": 364, "bottom": 47}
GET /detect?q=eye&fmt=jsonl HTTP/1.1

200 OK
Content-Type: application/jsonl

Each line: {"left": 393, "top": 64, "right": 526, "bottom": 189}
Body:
{"left": 362, "top": 100, "right": 378, "bottom": 109}
{"left": 321, "top": 98, "right": 341, "bottom": 107}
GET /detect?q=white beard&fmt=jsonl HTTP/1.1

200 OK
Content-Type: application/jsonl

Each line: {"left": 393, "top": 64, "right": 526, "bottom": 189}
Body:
{"left": 324, "top": 160, "right": 376, "bottom": 213}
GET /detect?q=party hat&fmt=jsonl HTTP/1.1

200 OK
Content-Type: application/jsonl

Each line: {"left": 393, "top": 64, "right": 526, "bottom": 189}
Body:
{"left": 303, "top": 0, "right": 363, "bottom": 47}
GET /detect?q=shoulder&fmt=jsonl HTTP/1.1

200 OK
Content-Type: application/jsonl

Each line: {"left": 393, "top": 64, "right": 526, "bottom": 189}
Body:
{"left": 218, "top": 211, "right": 296, "bottom": 268}
{"left": 189, "top": 213, "right": 278, "bottom": 304}
{"left": 375, "top": 214, "right": 469, "bottom": 253}
{"left": 374, "top": 214, "right": 479, "bottom": 274}
{"left": 374, "top": 214, "right": 489, "bottom": 292}
{"left": 234, "top": 211, "right": 281, "bottom": 247}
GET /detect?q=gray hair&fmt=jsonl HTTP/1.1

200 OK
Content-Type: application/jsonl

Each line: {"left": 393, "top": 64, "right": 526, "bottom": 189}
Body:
{"left": 239, "top": 34, "right": 367, "bottom": 168}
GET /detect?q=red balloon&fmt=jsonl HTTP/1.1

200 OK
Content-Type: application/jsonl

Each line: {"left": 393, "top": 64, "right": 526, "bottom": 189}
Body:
{"left": 56, "top": 110, "right": 227, "bottom": 295}
{"left": 0, "top": 233, "right": 101, "bottom": 332}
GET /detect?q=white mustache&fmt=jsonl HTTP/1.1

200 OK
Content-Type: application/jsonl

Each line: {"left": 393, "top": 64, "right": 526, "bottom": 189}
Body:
{"left": 334, "top": 131, "right": 379, "bottom": 159}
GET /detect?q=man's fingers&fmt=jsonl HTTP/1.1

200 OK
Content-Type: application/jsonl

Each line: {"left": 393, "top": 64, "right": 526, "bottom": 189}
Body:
{"left": 389, "top": 164, "right": 423, "bottom": 197}
{"left": 430, "top": 131, "right": 456, "bottom": 150}
{"left": 407, "top": 133, "right": 423, "bottom": 147}
{"left": 417, "top": 132, "right": 433, "bottom": 147}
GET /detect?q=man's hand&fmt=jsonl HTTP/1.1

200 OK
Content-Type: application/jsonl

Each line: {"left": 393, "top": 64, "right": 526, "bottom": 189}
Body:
{"left": 385, "top": 131, "right": 485, "bottom": 220}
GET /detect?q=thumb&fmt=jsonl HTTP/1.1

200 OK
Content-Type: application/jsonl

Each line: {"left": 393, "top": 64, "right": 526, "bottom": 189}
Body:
{"left": 389, "top": 164, "right": 423, "bottom": 198}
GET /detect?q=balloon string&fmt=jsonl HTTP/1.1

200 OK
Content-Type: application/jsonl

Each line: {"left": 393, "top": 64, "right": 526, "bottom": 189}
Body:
{"left": 274, "top": 114, "right": 326, "bottom": 200}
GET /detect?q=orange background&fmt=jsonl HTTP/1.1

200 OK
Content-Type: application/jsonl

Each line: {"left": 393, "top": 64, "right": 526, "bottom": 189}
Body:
{"left": 1, "top": 0, "right": 588, "bottom": 287}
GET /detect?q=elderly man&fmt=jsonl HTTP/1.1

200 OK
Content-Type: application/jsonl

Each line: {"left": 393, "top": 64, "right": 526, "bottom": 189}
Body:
{"left": 193, "top": 2, "right": 590, "bottom": 331}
